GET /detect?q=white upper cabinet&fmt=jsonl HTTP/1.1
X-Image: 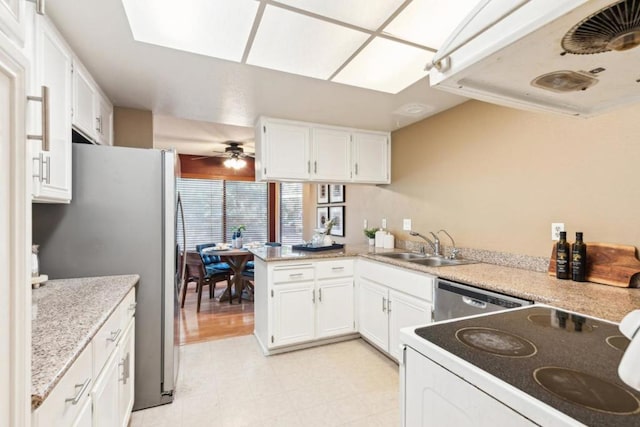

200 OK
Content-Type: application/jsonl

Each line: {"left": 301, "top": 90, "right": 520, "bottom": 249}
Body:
{"left": 352, "top": 131, "right": 390, "bottom": 183}
{"left": 72, "top": 58, "right": 112, "bottom": 145}
{"left": 31, "top": 14, "right": 73, "bottom": 203}
{"left": 256, "top": 119, "right": 310, "bottom": 181}
{"left": 71, "top": 59, "right": 95, "bottom": 139}
{"left": 255, "top": 116, "right": 391, "bottom": 184}
{"left": 0, "top": 0, "right": 25, "bottom": 45}
{"left": 311, "top": 127, "right": 351, "bottom": 181}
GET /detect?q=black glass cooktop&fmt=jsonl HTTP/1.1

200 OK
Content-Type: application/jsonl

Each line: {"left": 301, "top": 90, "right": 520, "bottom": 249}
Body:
{"left": 415, "top": 306, "right": 639, "bottom": 426}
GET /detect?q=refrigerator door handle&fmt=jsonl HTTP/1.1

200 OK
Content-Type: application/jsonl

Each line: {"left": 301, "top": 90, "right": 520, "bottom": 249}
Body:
{"left": 177, "top": 193, "right": 186, "bottom": 285}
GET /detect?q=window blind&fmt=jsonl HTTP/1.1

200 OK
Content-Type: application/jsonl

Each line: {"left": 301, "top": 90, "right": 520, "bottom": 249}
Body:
{"left": 225, "top": 181, "right": 268, "bottom": 243}
{"left": 280, "top": 182, "right": 303, "bottom": 244}
{"left": 177, "top": 178, "right": 268, "bottom": 250}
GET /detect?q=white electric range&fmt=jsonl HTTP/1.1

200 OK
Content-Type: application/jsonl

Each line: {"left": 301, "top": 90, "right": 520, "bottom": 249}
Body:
{"left": 400, "top": 305, "right": 640, "bottom": 427}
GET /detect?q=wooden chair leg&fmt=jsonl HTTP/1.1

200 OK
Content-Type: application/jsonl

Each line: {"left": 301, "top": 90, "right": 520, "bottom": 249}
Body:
{"left": 181, "top": 279, "right": 189, "bottom": 308}
{"left": 196, "top": 278, "right": 203, "bottom": 312}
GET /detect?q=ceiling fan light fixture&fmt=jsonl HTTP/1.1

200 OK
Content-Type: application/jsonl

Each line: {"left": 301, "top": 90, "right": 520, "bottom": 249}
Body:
{"left": 224, "top": 157, "right": 247, "bottom": 169}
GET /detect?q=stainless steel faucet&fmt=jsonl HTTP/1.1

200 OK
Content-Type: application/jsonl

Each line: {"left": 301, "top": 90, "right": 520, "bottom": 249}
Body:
{"left": 409, "top": 231, "right": 439, "bottom": 256}
{"left": 437, "top": 229, "right": 459, "bottom": 259}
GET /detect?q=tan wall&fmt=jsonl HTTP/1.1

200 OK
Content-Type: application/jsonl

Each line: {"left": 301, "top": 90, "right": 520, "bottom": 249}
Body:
{"left": 113, "top": 107, "right": 153, "bottom": 149}
{"left": 306, "top": 100, "right": 640, "bottom": 257}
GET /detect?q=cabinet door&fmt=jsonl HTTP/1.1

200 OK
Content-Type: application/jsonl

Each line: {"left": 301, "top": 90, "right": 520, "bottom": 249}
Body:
{"left": 96, "top": 94, "right": 112, "bottom": 145}
{"left": 92, "top": 351, "right": 119, "bottom": 427}
{"left": 261, "top": 121, "right": 310, "bottom": 180}
{"left": 0, "top": 0, "right": 25, "bottom": 44}
{"left": 70, "top": 396, "right": 92, "bottom": 427}
{"left": 311, "top": 127, "right": 351, "bottom": 181}
{"left": 388, "top": 290, "right": 431, "bottom": 361}
{"left": 33, "top": 16, "right": 72, "bottom": 202}
{"left": 271, "top": 282, "right": 315, "bottom": 347}
{"left": 72, "top": 60, "right": 96, "bottom": 140}
{"left": 118, "top": 320, "right": 135, "bottom": 427}
{"left": 316, "top": 278, "right": 355, "bottom": 339}
{"left": 357, "top": 277, "right": 389, "bottom": 351}
{"left": 352, "top": 131, "right": 389, "bottom": 183}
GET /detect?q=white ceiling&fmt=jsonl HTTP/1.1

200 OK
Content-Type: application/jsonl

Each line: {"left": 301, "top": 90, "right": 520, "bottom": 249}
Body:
{"left": 46, "top": 0, "right": 470, "bottom": 154}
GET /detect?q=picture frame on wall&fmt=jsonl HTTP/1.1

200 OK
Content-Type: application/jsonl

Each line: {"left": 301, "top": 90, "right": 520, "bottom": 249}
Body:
{"left": 317, "top": 184, "right": 329, "bottom": 204}
{"left": 316, "top": 207, "right": 329, "bottom": 229}
{"left": 329, "top": 184, "right": 345, "bottom": 203}
{"left": 329, "top": 206, "right": 345, "bottom": 236}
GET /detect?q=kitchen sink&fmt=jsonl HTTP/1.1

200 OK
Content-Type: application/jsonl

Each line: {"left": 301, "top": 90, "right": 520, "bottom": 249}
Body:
{"left": 377, "top": 252, "right": 428, "bottom": 261}
{"left": 409, "top": 257, "right": 477, "bottom": 267}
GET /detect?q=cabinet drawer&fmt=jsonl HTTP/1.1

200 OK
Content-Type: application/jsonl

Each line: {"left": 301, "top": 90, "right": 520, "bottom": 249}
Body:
{"left": 272, "top": 264, "right": 314, "bottom": 283}
{"left": 316, "top": 259, "right": 353, "bottom": 279}
{"left": 358, "top": 260, "right": 435, "bottom": 301}
{"left": 92, "top": 305, "right": 122, "bottom": 378}
{"left": 33, "top": 344, "right": 92, "bottom": 426}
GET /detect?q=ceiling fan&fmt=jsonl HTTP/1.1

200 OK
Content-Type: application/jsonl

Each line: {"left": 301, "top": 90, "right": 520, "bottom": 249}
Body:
{"left": 191, "top": 142, "right": 254, "bottom": 169}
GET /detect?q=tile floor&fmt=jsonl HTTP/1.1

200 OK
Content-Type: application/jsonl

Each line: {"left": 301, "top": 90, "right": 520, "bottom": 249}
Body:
{"left": 130, "top": 336, "right": 400, "bottom": 427}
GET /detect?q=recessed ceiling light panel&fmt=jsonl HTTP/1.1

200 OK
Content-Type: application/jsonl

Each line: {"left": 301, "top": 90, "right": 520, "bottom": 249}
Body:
{"left": 333, "top": 38, "right": 434, "bottom": 94}
{"left": 383, "top": 0, "right": 478, "bottom": 50}
{"left": 276, "top": 0, "right": 406, "bottom": 30}
{"left": 121, "top": 0, "right": 258, "bottom": 62}
{"left": 247, "top": 6, "right": 369, "bottom": 80}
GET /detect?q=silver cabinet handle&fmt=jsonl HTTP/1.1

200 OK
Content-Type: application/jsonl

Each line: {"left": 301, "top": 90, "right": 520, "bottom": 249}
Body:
{"left": 27, "top": 0, "right": 45, "bottom": 15}
{"left": 388, "top": 299, "right": 392, "bottom": 313}
{"left": 355, "top": 163, "right": 358, "bottom": 175}
{"left": 289, "top": 273, "right": 303, "bottom": 278}
{"left": 331, "top": 266, "right": 344, "bottom": 271}
{"left": 314, "top": 161, "right": 317, "bottom": 173}
{"left": 128, "top": 302, "right": 137, "bottom": 312}
{"left": 27, "top": 86, "right": 50, "bottom": 151}
{"left": 382, "top": 297, "right": 387, "bottom": 313}
{"left": 95, "top": 117, "right": 100, "bottom": 132}
{"left": 312, "top": 290, "right": 315, "bottom": 303}
{"left": 318, "top": 288, "right": 322, "bottom": 302}
{"left": 119, "top": 352, "right": 131, "bottom": 384}
{"left": 107, "top": 328, "right": 122, "bottom": 342}
{"left": 32, "top": 153, "right": 50, "bottom": 184}
{"left": 65, "top": 378, "right": 91, "bottom": 405}
{"left": 307, "top": 161, "right": 310, "bottom": 173}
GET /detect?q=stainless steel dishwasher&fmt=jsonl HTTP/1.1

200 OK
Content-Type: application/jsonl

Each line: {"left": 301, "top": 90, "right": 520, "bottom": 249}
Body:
{"left": 434, "top": 278, "right": 533, "bottom": 322}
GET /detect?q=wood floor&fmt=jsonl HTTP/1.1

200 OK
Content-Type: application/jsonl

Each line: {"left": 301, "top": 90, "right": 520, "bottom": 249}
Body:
{"left": 179, "top": 280, "right": 254, "bottom": 345}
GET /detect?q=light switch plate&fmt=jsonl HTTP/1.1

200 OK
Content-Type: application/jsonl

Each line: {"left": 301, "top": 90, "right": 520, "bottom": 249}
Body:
{"left": 551, "top": 222, "right": 565, "bottom": 240}
{"left": 403, "top": 219, "right": 412, "bottom": 231}
{"left": 382, "top": 218, "right": 387, "bottom": 229}
{"left": 363, "top": 219, "right": 368, "bottom": 229}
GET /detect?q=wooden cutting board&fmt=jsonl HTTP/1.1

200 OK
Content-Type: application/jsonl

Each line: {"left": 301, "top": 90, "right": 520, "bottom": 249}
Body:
{"left": 548, "top": 242, "right": 640, "bottom": 287}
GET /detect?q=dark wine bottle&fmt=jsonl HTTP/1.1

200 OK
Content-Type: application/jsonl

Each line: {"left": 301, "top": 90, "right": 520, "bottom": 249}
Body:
{"left": 571, "top": 232, "right": 587, "bottom": 282}
{"left": 556, "top": 231, "right": 570, "bottom": 280}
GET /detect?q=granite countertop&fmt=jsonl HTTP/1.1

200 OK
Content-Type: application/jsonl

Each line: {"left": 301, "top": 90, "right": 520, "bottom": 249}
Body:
{"left": 31, "top": 275, "right": 139, "bottom": 409}
{"left": 250, "top": 245, "right": 640, "bottom": 323}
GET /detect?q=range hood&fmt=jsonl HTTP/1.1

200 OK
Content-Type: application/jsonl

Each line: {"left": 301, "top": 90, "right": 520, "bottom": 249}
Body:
{"left": 427, "top": 0, "right": 640, "bottom": 117}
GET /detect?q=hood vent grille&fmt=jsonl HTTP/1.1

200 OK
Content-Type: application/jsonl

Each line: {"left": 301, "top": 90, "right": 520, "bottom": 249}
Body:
{"left": 562, "top": 0, "right": 640, "bottom": 54}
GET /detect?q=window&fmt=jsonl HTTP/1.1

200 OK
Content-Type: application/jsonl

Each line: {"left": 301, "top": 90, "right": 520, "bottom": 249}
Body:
{"left": 280, "top": 182, "right": 303, "bottom": 244}
{"left": 177, "top": 178, "right": 267, "bottom": 250}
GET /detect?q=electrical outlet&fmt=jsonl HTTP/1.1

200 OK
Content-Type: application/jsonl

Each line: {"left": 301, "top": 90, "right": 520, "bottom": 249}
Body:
{"left": 382, "top": 218, "right": 387, "bottom": 229}
{"left": 551, "top": 223, "right": 565, "bottom": 240}
{"left": 363, "top": 219, "right": 368, "bottom": 229}
{"left": 403, "top": 219, "right": 412, "bottom": 231}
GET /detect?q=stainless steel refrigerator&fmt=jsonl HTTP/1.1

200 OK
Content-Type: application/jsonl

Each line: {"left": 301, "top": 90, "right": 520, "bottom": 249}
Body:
{"left": 33, "top": 143, "right": 184, "bottom": 410}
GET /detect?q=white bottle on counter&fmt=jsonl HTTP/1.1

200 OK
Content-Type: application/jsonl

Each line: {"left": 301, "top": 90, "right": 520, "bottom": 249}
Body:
{"left": 375, "top": 230, "right": 387, "bottom": 248}
{"left": 383, "top": 233, "right": 395, "bottom": 249}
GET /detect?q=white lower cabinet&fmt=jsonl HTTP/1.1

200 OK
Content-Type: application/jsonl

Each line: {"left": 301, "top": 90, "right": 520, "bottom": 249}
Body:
{"left": 357, "top": 260, "right": 434, "bottom": 361}
{"left": 32, "top": 288, "right": 136, "bottom": 427}
{"left": 256, "top": 258, "right": 356, "bottom": 352}
{"left": 272, "top": 281, "right": 315, "bottom": 347}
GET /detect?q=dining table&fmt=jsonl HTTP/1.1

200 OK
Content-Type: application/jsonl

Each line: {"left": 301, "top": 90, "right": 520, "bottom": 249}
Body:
{"left": 202, "top": 247, "right": 253, "bottom": 303}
